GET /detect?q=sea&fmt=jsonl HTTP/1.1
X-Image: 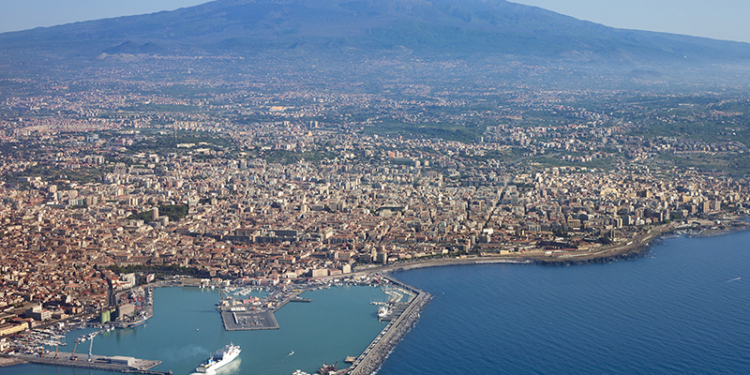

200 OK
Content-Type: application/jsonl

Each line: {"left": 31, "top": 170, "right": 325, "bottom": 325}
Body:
{"left": 3, "top": 229, "right": 750, "bottom": 375}
{"left": 2, "top": 286, "right": 390, "bottom": 375}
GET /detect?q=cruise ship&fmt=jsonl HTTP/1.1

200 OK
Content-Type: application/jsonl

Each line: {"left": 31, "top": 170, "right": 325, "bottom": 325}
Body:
{"left": 196, "top": 344, "right": 241, "bottom": 373}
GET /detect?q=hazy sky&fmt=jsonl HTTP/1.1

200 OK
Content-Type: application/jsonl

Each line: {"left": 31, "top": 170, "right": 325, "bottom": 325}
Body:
{"left": 511, "top": 0, "right": 750, "bottom": 43}
{"left": 0, "top": 0, "right": 209, "bottom": 33}
{"left": 1, "top": 0, "right": 749, "bottom": 44}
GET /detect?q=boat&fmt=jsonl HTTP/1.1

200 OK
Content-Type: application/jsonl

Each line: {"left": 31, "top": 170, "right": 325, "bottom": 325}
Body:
{"left": 128, "top": 317, "right": 148, "bottom": 328}
{"left": 317, "top": 362, "right": 337, "bottom": 375}
{"left": 196, "top": 344, "right": 241, "bottom": 373}
{"left": 377, "top": 306, "right": 391, "bottom": 319}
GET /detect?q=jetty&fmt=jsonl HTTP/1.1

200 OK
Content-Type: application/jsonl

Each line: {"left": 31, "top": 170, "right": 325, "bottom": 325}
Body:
{"left": 290, "top": 297, "right": 313, "bottom": 303}
{"left": 5, "top": 352, "right": 169, "bottom": 375}
{"left": 220, "top": 289, "right": 311, "bottom": 331}
{"left": 221, "top": 308, "right": 280, "bottom": 331}
{"left": 345, "top": 275, "right": 433, "bottom": 375}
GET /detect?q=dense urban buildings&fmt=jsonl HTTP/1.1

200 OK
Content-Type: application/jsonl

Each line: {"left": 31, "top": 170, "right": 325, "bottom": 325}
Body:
{"left": 1, "top": 80, "right": 749, "bottom": 335}
{"left": 0, "top": 39, "right": 749, "bottom": 335}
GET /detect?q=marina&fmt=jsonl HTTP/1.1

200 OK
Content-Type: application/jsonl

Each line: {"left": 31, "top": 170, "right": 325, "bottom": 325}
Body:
{"left": 216, "top": 275, "right": 434, "bottom": 374}
{"left": 1, "top": 277, "right": 431, "bottom": 375}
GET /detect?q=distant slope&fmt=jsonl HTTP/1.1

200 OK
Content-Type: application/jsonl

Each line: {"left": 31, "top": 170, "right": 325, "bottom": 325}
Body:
{"left": 2, "top": 0, "right": 750, "bottom": 70}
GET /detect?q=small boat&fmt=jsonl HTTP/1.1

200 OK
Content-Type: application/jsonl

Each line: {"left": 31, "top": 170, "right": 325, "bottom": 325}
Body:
{"left": 377, "top": 306, "right": 392, "bottom": 319}
{"left": 289, "top": 351, "right": 294, "bottom": 355}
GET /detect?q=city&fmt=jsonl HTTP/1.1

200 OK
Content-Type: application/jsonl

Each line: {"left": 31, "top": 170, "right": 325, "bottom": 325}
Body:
{"left": 2, "top": 0, "right": 750, "bottom": 372}
{"left": 1, "top": 83, "right": 749, "bottom": 345}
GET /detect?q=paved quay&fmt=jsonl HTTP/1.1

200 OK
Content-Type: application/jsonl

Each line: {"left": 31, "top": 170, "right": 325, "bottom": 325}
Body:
{"left": 220, "top": 288, "right": 314, "bottom": 331}
{"left": 219, "top": 289, "right": 300, "bottom": 331}
{"left": 222, "top": 309, "right": 279, "bottom": 331}
{"left": 3, "top": 352, "right": 168, "bottom": 374}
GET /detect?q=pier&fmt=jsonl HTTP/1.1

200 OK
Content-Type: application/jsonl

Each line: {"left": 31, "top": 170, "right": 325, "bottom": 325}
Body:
{"left": 220, "top": 289, "right": 310, "bottom": 331}
{"left": 290, "top": 297, "right": 313, "bottom": 303}
{"left": 221, "top": 309, "right": 279, "bottom": 331}
{"left": 345, "top": 275, "right": 433, "bottom": 375}
{"left": 4, "top": 352, "right": 169, "bottom": 374}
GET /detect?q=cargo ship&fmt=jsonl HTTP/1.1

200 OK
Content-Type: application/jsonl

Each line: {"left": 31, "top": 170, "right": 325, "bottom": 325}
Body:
{"left": 196, "top": 344, "right": 241, "bottom": 373}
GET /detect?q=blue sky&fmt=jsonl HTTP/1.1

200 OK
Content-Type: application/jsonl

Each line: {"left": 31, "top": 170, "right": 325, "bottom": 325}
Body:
{"left": 0, "top": 0, "right": 208, "bottom": 32}
{"left": 1, "top": 0, "right": 749, "bottom": 44}
{"left": 512, "top": 0, "right": 750, "bottom": 43}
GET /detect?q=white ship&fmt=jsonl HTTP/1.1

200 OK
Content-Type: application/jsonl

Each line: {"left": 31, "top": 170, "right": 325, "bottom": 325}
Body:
{"left": 196, "top": 344, "right": 241, "bottom": 373}
{"left": 378, "top": 306, "right": 392, "bottom": 319}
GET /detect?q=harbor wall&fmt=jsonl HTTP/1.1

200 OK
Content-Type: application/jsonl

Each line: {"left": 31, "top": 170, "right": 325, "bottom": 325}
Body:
{"left": 345, "top": 277, "right": 432, "bottom": 375}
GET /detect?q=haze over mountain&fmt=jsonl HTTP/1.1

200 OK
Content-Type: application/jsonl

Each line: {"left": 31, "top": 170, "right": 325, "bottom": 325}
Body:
{"left": 2, "top": 0, "right": 750, "bottom": 84}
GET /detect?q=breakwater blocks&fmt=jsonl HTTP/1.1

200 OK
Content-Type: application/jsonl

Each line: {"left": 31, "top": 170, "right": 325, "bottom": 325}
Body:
{"left": 346, "top": 276, "right": 433, "bottom": 375}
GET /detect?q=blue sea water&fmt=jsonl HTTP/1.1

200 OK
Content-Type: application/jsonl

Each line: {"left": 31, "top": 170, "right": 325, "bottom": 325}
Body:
{"left": 3, "top": 230, "right": 750, "bottom": 375}
{"left": 380, "top": 232, "right": 750, "bottom": 375}
{"left": 2, "top": 286, "right": 388, "bottom": 375}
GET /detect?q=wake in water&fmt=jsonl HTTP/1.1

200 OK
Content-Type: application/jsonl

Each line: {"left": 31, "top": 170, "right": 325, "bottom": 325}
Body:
{"left": 725, "top": 277, "right": 741, "bottom": 283}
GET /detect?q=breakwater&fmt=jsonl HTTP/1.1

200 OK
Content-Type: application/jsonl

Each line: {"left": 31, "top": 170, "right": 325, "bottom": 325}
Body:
{"left": 346, "top": 276, "right": 433, "bottom": 375}
{"left": 373, "top": 228, "right": 750, "bottom": 375}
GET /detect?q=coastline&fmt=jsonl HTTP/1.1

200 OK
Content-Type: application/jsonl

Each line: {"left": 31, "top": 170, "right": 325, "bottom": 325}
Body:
{"left": 4, "top": 219, "right": 748, "bottom": 375}
{"left": 348, "top": 218, "right": 750, "bottom": 270}
{"left": 685, "top": 222, "right": 750, "bottom": 238}
{"left": 339, "top": 217, "right": 750, "bottom": 374}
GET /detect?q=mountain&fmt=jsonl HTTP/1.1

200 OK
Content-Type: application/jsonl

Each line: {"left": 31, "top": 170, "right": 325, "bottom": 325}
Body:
{"left": 2, "top": 0, "right": 750, "bottom": 80}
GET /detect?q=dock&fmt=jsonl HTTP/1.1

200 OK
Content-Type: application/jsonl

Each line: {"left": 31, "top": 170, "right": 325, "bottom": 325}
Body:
{"left": 5, "top": 352, "right": 169, "bottom": 374}
{"left": 221, "top": 309, "right": 279, "bottom": 331}
{"left": 220, "top": 289, "right": 308, "bottom": 331}
{"left": 290, "top": 297, "right": 313, "bottom": 303}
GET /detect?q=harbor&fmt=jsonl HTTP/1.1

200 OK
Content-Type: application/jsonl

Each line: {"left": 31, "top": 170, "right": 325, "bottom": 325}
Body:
{"left": 1, "top": 276, "right": 432, "bottom": 375}
{"left": 213, "top": 274, "right": 434, "bottom": 374}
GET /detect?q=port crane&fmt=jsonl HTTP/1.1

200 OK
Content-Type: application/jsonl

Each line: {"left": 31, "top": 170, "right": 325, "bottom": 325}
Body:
{"left": 88, "top": 335, "right": 94, "bottom": 362}
{"left": 70, "top": 339, "right": 79, "bottom": 361}
{"left": 42, "top": 340, "right": 61, "bottom": 359}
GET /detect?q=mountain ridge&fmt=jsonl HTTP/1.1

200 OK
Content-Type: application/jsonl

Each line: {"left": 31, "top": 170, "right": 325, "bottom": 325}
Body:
{"left": 2, "top": 0, "right": 750, "bottom": 80}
